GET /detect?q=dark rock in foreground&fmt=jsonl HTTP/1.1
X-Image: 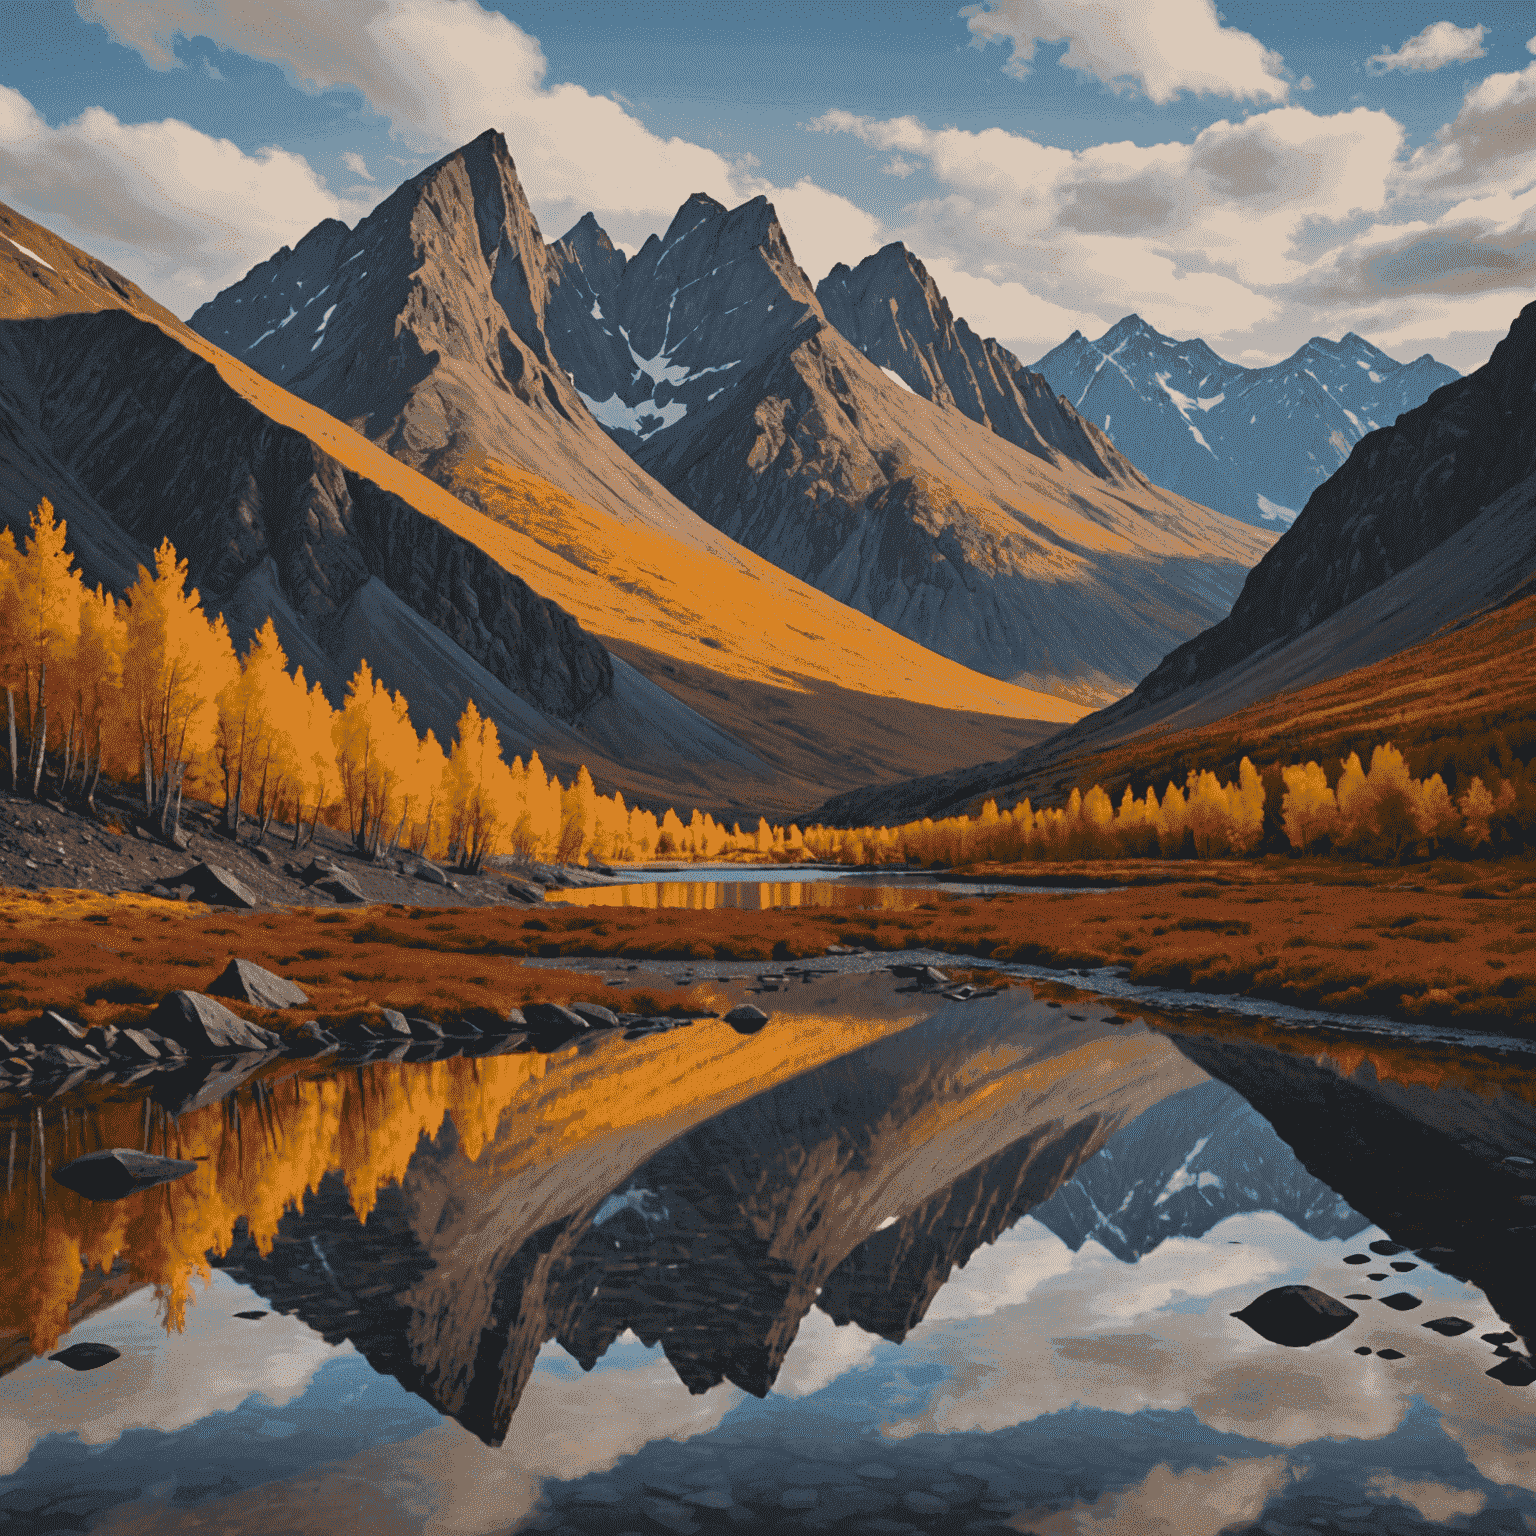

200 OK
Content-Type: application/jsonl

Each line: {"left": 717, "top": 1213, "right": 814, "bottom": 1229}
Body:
{"left": 168, "top": 862, "right": 258, "bottom": 908}
{"left": 1487, "top": 1354, "right": 1536, "bottom": 1387}
{"left": 49, "top": 1342, "right": 121, "bottom": 1371}
{"left": 142, "top": 991, "right": 283, "bottom": 1056}
{"left": 52, "top": 1148, "right": 199, "bottom": 1202}
{"left": 208, "top": 958, "right": 309, "bottom": 1010}
{"left": 1231, "top": 1285, "right": 1358, "bottom": 1347}
{"left": 724, "top": 1004, "right": 770, "bottom": 1035}
{"left": 1423, "top": 1316, "right": 1474, "bottom": 1336}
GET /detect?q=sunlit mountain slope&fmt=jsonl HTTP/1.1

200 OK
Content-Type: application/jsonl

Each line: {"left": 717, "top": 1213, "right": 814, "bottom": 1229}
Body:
{"left": 0, "top": 200, "right": 1077, "bottom": 818}
{"left": 193, "top": 130, "right": 1269, "bottom": 708}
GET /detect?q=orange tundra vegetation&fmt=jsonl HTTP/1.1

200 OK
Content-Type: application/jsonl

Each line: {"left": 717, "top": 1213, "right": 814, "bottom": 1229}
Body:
{"left": 1, "top": 862, "right": 1531, "bottom": 1038}
{"left": 5, "top": 501, "right": 1528, "bottom": 876}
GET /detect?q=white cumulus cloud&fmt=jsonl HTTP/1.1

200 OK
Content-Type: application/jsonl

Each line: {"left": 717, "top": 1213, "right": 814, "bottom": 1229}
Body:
{"left": 1368, "top": 21, "right": 1488, "bottom": 75}
{"left": 961, "top": 0, "right": 1290, "bottom": 104}
{"left": 0, "top": 84, "right": 376, "bottom": 315}
{"left": 72, "top": 0, "right": 879, "bottom": 281}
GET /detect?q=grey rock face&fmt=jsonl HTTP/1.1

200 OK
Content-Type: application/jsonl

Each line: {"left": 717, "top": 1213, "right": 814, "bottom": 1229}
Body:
{"left": 1031, "top": 314, "right": 1459, "bottom": 527}
{"left": 541, "top": 195, "right": 1269, "bottom": 701}
{"left": 1130, "top": 297, "right": 1536, "bottom": 706}
{"left": 170, "top": 862, "right": 258, "bottom": 909}
{"left": 817, "top": 243, "right": 1139, "bottom": 487}
{"left": 142, "top": 991, "right": 284, "bottom": 1056}
{"left": 208, "top": 958, "right": 309, "bottom": 1010}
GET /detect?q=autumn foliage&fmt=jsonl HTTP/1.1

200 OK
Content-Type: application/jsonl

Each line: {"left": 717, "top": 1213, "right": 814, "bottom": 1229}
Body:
{"left": 4, "top": 502, "right": 1528, "bottom": 872}
{"left": 0, "top": 503, "right": 795, "bottom": 867}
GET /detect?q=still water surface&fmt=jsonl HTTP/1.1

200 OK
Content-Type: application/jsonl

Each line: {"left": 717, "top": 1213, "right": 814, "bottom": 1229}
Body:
{"left": 1, "top": 974, "right": 1532, "bottom": 1533}
{"left": 541, "top": 866, "right": 1094, "bottom": 909}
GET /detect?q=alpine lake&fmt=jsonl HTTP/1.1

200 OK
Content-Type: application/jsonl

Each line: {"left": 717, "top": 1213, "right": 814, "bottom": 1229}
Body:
{"left": 1, "top": 869, "right": 1533, "bottom": 1536}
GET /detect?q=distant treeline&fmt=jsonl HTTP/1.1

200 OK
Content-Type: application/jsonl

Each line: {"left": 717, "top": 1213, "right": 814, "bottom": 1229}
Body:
{"left": 4, "top": 502, "right": 1530, "bottom": 871}
{"left": 805, "top": 745, "right": 1528, "bottom": 867}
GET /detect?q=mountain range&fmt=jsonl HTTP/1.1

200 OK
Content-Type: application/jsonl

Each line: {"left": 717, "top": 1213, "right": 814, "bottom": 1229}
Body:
{"left": 0, "top": 184, "right": 1078, "bottom": 822}
{"left": 1031, "top": 316, "right": 1459, "bottom": 528}
{"left": 820, "top": 292, "right": 1536, "bottom": 827}
{"left": 190, "top": 130, "right": 1269, "bottom": 709}
{"left": 3, "top": 124, "right": 1520, "bottom": 835}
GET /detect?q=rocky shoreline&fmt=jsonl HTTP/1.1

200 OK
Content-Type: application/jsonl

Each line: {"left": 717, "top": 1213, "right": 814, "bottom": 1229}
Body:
{"left": 0, "top": 953, "right": 985, "bottom": 1106}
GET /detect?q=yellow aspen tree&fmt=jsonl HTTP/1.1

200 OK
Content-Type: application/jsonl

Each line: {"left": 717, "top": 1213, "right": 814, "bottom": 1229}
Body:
{"left": 68, "top": 584, "right": 128, "bottom": 810}
{"left": 294, "top": 678, "right": 338, "bottom": 849}
{"left": 122, "top": 539, "right": 237, "bottom": 840}
{"left": 409, "top": 729, "right": 448, "bottom": 857}
{"left": 5, "top": 502, "right": 83, "bottom": 799}
{"left": 444, "top": 700, "right": 516, "bottom": 873}
{"left": 1282, "top": 761, "right": 1338, "bottom": 851}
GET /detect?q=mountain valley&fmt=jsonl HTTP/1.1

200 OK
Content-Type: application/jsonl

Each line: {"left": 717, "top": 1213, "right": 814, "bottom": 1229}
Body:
{"left": 193, "top": 131, "right": 1271, "bottom": 708}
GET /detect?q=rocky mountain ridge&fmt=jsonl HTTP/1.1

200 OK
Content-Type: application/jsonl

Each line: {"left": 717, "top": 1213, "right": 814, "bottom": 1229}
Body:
{"left": 535, "top": 186, "right": 1271, "bottom": 702}
{"left": 1, "top": 195, "right": 1067, "bottom": 822}
{"left": 1032, "top": 315, "right": 1459, "bottom": 527}
{"left": 814, "top": 297, "right": 1536, "bottom": 827}
{"left": 195, "top": 132, "right": 1271, "bottom": 706}
{"left": 816, "top": 242, "right": 1141, "bottom": 488}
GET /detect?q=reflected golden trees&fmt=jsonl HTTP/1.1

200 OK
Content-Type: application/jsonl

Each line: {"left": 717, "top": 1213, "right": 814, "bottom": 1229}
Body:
{"left": 0, "top": 1007, "right": 920, "bottom": 1357}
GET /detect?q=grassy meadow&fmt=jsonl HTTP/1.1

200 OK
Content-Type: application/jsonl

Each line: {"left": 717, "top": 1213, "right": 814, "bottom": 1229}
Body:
{"left": 1, "top": 853, "right": 1532, "bottom": 1041}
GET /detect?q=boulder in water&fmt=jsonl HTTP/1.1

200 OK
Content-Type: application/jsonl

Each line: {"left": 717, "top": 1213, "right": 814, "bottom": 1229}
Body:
{"left": 724, "top": 1004, "right": 770, "bottom": 1034}
{"left": 143, "top": 991, "right": 283, "bottom": 1055}
{"left": 50, "top": 1342, "right": 120, "bottom": 1371}
{"left": 52, "top": 1148, "right": 199, "bottom": 1202}
{"left": 1231, "top": 1285, "right": 1358, "bottom": 1347}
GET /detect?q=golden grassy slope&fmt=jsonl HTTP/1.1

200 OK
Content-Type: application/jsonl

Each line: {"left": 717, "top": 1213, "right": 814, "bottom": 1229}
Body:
{"left": 1000, "top": 590, "right": 1536, "bottom": 812}
{"left": 0, "top": 203, "right": 1077, "bottom": 724}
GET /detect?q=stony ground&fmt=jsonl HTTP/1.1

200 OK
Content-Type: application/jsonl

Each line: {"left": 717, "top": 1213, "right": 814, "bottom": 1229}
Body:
{"left": 0, "top": 786, "right": 560, "bottom": 911}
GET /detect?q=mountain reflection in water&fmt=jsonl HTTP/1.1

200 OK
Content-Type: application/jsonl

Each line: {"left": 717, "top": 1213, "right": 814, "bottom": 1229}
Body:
{"left": 0, "top": 979, "right": 1533, "bottom": 1534}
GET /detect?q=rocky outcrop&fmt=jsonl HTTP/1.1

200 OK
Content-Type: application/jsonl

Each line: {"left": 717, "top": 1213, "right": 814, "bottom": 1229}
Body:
{"left": 817, "top": 243, "right": 1139, "bottom": 486}
{"left": 1032, "top": 315, "right": 1459, "bottom": 527}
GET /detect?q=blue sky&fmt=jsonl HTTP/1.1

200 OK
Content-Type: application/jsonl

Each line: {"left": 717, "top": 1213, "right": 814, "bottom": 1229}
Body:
{"left": 5, "top": 1, "right": 1536, "bottom": 369}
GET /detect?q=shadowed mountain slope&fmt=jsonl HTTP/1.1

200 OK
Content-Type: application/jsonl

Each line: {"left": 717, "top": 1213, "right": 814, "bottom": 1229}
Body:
{"left": 816, "top": 301, "right": 1536, "bottom": 825}
{"left": 1033, "top": 315, "right": 1458, "bottom": 527}
{"left": 0, "top": 198, "right": 1070, "bottom": 819}
{"left": 540, "top": 191, "right": 1272, "bottom": 704}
